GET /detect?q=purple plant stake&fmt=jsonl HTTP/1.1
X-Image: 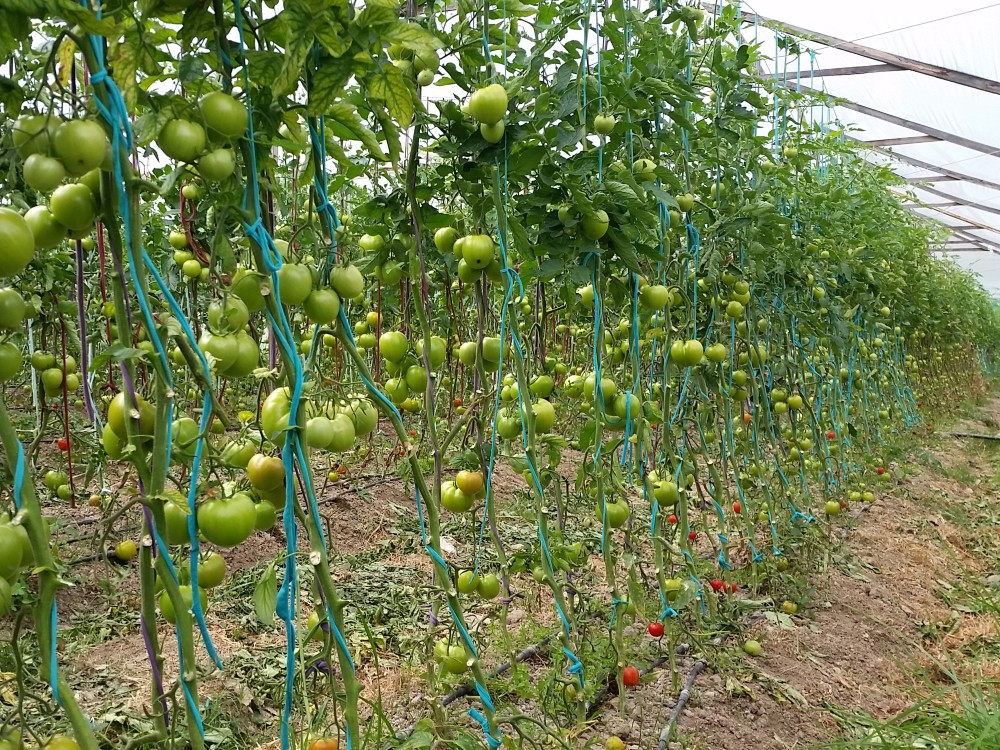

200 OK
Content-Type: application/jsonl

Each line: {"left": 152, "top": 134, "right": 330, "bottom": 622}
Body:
{"left": 75, "top": 240, "right": 96, "bottom": 421}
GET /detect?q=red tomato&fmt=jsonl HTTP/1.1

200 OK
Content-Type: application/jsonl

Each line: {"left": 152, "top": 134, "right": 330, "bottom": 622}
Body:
{"left": 57, "top": 437, "right": 70, "bottom": 451}
{"left": 876, "top": 467, "right": 885, "bottom": 475}
{"left": 647, "top": 622, "right": 664, "bottom": 638}
{"left": 710, "top": 579, "right": 723, "bottom": 592}
{"left": 728, "top": 583, "right": 737, "bottom": 594}
{"left": 667, "top": 514, "right": 677, "bottom": 524}
{"left": 732, "top": 501, "right": 742, "bottom": 514}
{"left": 622, "top": 665, "right": 640, "bottom": 687}
{"left": 826, "top": 431, "right": 836, "bottom": 439}
{"left": 687, "top": 530, "right": 697, "bottom": 541}
{"left": 453, "top": 398, "right": 463, "bottom": 407}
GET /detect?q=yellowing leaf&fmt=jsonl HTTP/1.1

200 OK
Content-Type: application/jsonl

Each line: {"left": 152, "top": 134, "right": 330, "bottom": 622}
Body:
{"left": 0, "top": 671, "right": 17, "bottom": 705}
{"left": 368, "top": 64, "right": 413, "bottom": 128}
{"left": 56, "top": 37, "right": 75, "bottom": 89}
{"left": 384, "top": 20, "right": 442, "bottom": 52}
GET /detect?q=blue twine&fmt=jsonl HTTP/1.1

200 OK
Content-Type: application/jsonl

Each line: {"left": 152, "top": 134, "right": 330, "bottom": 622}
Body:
{"left": 83, "top": 0, "right": 218, "bottom": 722}
{"left": 12, "top": 440, "right": 25, "bottom": 512}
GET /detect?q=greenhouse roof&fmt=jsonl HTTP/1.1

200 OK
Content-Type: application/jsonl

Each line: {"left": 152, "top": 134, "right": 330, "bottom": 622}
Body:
{"left": 718, "top": 0, "right": 1000, "bottom": 294}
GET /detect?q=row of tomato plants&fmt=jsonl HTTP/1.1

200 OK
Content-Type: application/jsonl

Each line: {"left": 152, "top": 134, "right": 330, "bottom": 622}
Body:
{"left": 0, "top": 1, "right": 998, "bottom": 749}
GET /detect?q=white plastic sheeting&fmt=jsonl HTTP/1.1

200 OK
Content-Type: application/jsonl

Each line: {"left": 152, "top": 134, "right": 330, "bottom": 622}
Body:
{"left": 720, "top": 0, "right": 1000, "bottom": 293}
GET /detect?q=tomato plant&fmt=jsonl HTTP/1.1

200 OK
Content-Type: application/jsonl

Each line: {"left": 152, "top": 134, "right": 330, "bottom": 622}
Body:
{"left": 0, "top": 1, "right": 995, "bottom": 749}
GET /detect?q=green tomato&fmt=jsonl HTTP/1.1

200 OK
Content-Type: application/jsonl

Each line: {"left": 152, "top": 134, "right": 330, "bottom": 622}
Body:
{"left": 159, "top": 585, "right": 208, "bottom": 624}
{"left": 199, "top": 91, "right": 248, "bottom": 138}
{"left": 468, "top": 83, "right": 508, "bottom": 125}
{"left": 158, "top": 119, "right": 207, "bottom": 163}
{"left": 197, "top": 493, "right": 257, "bottom": 548}
{"left": 53, "top": 119, "right": 108, "bottom": 176}
{"left": 581, "top": 210, "right": 609, "bottom": 240}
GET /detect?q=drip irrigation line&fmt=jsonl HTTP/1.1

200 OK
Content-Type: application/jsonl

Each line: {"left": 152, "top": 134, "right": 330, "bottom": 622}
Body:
{"left": 585, "top": 642, "right": 691, "bottom": 717}
{"left": 654, "top": 658, "right": 707, "bottom": 750}
{"left": 938, "top": 431, "right": 1000, "bottom": 440}
{"left": 321, "top": 476, "right": 400, "bottom": 503}
{"left": 391, "top": 634, "right": 693, "bottom": 746}
{"left": 389, "top": 633, "right": 557, "bottom": 747}
{"left": 840, "top": 496, "right": 881, "bottom": 542}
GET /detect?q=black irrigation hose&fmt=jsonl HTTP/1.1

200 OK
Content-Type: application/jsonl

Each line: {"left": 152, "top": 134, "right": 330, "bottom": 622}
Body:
{"left": 442, "top": 634, "right": 556, "bottom": 708}
{"left": 938, "top": 431, "right": 1000, "bottom": 440}
{"left": 654, "top": 658, "right": 707, "bottom": 750}
{"left": 323, "top": 476, "right": 399, "bottom": 504}
{"left": 393, "top": 637, "right": 696, "bottom": 745}
{"left": 585, "top": 643, "right": 691, "bottom": 718}
{"left": 68, "top": 550, "right": 129, "bottom": 567}
{"left": 840, "top": 496, "right": 881, "bottom": 541}
{"left": 390, "top": 633, "right": 557, "bottom": 745}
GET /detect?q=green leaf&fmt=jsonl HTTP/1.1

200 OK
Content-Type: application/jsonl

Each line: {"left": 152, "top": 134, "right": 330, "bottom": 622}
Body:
{"left": 556, "top": 124, "right": 582, "bottom": 149}
{"left": 646, "top": 184, "right": 679, "bottom": 210}
{"left": 736, "top": 44, "right": 750, "bottom": 68}
{"left": 505, "top": 214, "right": 530, "bottom": 257}
{"left": 321, "top": 137, "right": 352, "bottom": 169}
{"left": 555, "top": 87, "right": 579, "bottom": 119}
{"left": 90, "top": 344, "right": 148, "bottom": 373}
{"left": 156, "top": 165, "right": 186, "bottom": 197}
{"left": 56, "top": 0, "right": 117, "bottom": 35}
{"left": 0, "top": 9, "right": 29, "bottom": 60}
{"left": 179, "top": 3, "right": 213, "bottom": 41}
{"left": 610, "top": 235, "right": 642, "bottom": 273}
{"left": 399, "top": 722, "right": 436, "bottom": 750}
{"left": 212, "top": 232, "right": 237, "bottom": 274}
{"left": 177, "top": 54, "right": 206, "bottom": 85}
{"left": 372, "top": 101, "right": 401, "bottom": 169}
{"left": 537, "top": 257, "right": 564, "bottom": 279}
{"left": 0, "top": 76, "right": 25, "bottom": 113}
{"left": 254, "top": 562, "right": 278, "bottom": 626}
{"left": 134, "top": 103, "right": 175, "bottom": 147}
{"left": 509, "top": 145, "right": 546, "bottom": 173}
{"left": 602, "top": 180, "right": 639, "bottom": 206}
{"left": 418, "top": 203, "right": 453, "bottom": 230}
{"left": 368, "top": 64, "right": 413, "bottom": 127}
{"left": 507, "top": 456, "right": 529, "bottom": 475}
{"left": 328, "top": 101, "right": 387, "bottom": 161}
